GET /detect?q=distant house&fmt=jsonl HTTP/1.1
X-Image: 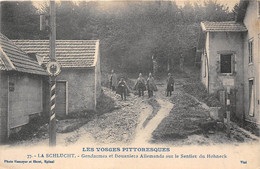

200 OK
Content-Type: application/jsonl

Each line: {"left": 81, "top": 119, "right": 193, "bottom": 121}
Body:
{"left": 0, "top": 33, "right": 48, "bottom": 143}
{"left": 198, "top": 0, "right": 259, "bottom": 125}
{"left": 13, "top": 40, "right": 101, "bottom": 118}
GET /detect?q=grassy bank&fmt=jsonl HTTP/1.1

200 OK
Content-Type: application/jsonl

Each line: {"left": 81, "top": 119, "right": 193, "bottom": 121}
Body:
{"left": 152, "top": 91, "right": 211, "bottom": 142}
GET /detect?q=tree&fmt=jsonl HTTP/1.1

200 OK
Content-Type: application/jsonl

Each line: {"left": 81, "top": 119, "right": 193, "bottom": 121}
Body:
{"left": 203, "top": 0, "right": 233, "bottom": 21}
{"left": 1, "top": 1, "right": 236, "bottom": 73}
{"left": 0, "top": 1, "right": 42, "bottom": 39}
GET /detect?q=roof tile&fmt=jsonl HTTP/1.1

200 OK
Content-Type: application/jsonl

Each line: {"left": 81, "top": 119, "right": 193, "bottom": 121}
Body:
{"left": 0, "top": 57, "right": 6, "bottom": 70}
{"left": 12, "top": 40, "right": 99, "bottom": 68}
{"left": 201, "top": 21, "right": 247, "bottom": 32}
{"left": 0, "top": 33, "right": 47, "bottom": 75}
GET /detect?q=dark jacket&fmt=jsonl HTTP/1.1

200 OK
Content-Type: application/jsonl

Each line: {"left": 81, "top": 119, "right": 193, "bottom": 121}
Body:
{"left": 116, "top": 80, "right": 130, "bottom": 94}
{"left": 166, "top": 76, "right": 174, "bottom": 91}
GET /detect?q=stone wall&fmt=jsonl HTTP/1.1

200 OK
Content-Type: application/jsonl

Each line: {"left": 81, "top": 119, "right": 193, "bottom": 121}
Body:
{"left": 208, "top": 32, "right": 245, "bottom": 120}
{"left": 57, "top": 68, "right": 96, "bottom": 113}
{"left": 0, "top": 71, "right": 8, "bottom": 143}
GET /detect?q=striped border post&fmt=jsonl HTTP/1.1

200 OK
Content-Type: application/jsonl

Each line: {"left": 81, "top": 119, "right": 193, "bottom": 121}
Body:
{"left": 48, "top": 0, "right": 57, "bottom": 147}
{"left": 49, "top": 76, "right": 56, "bottom": 146}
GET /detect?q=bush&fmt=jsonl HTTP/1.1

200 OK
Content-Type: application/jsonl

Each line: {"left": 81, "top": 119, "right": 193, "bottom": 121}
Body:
{"left": 183, "top": 79, "right": 222, "bottom": 107}
{"left": 96, "top": 89, "right": 117, "bottom": 116}
{"left": 9, "top": 115, "right": 49, "bottom": 141}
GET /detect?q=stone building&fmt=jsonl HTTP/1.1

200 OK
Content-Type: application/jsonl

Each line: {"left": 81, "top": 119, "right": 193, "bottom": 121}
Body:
{"left": 0, "top": 33, "right": 48, "bottom": 143}
{"left": 198, "top": 0, "right": 259, "bottom": 125}
{"left": 13, "top": 40, "right": 101, "bottom": 118}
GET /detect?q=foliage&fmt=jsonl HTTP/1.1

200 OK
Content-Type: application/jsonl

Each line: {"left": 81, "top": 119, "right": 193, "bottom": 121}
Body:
{"left": 1, "top": 1, "right": 236, "bottom": 73}
{"left": 182, "top": 78, "right": 222, "bottom": 107}
{"left": 9, "top": 115, "right": 49, "bottom": 141}
{"left": 0, "top": 1, "right": 44, "bottom": 39}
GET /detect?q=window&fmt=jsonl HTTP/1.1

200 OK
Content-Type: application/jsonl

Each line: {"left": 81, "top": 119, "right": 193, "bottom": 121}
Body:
{"left": 249, "top": 79, "right": 255, "bottom": 117}
{"left": 220, "top": 54, "right": 232, "bottom": 73}
{"left": 248, "top": 40, "right": 253, "bottom": 63}
{"left": 9, "top": 82, "right": 15, "bottom": 92}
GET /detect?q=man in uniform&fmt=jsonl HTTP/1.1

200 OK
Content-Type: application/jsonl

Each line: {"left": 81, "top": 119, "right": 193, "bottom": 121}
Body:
{"left": 109, "top": 70, "right": 118, "bottom": 91}
{"left": 166, "top": 73, "right": 174, "bottom": 96}
{"left": 134, "top": 73, "right": 146, "bottom": 97}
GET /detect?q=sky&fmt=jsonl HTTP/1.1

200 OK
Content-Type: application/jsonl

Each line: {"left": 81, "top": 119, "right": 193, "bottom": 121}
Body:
{"left": 32, "top": 0, "right": 240, "bottom": 11}
{"left": 175, "top": 0, "right": 239, "bottom": 8}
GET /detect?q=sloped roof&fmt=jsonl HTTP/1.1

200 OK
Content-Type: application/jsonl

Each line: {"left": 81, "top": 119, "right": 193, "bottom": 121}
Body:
{"left": 201, "top": 21, "right": 248, "bottom": 32}
{"left": 0, "top": 57, "right": 6, "bottom": 70}
{"left": 12, "top": 40, "right": 99, "bottom": 68}
{"left": 0, "top": 33, "right": 47, "bottom": 75}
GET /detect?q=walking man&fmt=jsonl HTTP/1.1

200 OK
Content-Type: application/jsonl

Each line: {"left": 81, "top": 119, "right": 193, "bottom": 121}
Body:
{"left": 166, "top": 73, "right": 174, "bottom": 96}
{"left": 147, "top": 73, "right": 157, "bottom": 98}
{"left": 134, "top": 73, "right": 146, "bottom": 97}
{"left": 109, "top": 69, "right": 118, "bottom": 91}
{"left": 117, "top": 78, "right": 127, "bottom": 100}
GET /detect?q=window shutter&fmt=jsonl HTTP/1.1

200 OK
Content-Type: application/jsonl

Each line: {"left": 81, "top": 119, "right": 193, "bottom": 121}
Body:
{"left": 216, "top": 54, "right": 220, "bottom": 74}
{"left": 232, "top": 54, "right": 236, "bottom": 74}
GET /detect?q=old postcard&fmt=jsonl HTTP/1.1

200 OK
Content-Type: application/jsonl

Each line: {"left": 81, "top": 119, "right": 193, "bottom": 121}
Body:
{"left": 0, "top": 0, "right": 259, "bottom": 168}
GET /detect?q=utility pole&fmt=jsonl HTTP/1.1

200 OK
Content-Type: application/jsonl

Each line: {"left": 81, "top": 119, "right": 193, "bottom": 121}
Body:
{"left": 40, "top": 0, "right": 60, "bottom": 147}
{"left": 49, "top": 0, "right": 57, "bottom": 146}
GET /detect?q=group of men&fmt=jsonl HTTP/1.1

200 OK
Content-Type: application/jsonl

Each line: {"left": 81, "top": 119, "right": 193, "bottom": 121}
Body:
{"left": 133, "top": 73, "right": 157, "bottom": 98}
{"left": 109, "top": 70, "right": 175, "bottom": 100}
{"left": 109, "top": 70, "right": 129, "bottom": 100}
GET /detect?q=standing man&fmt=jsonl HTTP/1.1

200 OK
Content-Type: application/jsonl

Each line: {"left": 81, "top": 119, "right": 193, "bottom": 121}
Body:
{"left": 117, "top": 78, "right": 127, "bottom": 101}
{"left": 166, "top": 73, "right": 174, "bottom": 97}
{"left": 147, "top": 73, "right": 157, "bottom": 98}
{"left": 134, "top": 73, "right": 146, "bottom": 97}
{"left": 109, "top": 70, "right": 118, "bottom": 91}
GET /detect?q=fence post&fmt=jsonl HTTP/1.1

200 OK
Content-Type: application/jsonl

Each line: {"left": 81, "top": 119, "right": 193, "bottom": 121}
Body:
{"left": 226, "top": 87, "right": 231, "bottom": 138}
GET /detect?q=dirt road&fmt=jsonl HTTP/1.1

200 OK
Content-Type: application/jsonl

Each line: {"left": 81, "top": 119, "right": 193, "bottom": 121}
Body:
{"left": 75, "top": 78, "right": 258, "bottom": 146}
{"left": 8, "top": 74, "right": 259, "bottom": 147}
{"left": 134, "top": 98, "right": 173, "bottom": 144}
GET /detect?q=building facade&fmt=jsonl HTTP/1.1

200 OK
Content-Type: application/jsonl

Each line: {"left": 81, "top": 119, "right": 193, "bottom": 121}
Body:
{"left": 240, "top": 0, "right": 260, "bottom": 124}
{"left": 0, "top": 33, "right": 48, "bottom": 143}
{"left": 13, "top": 40, "right": 101, "bottom": 118}
{"left": 199, "top": 0, "right": 260, "bottom": 125}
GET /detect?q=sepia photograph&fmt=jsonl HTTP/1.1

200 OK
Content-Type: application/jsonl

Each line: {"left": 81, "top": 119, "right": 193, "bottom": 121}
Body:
{"left": 0, "top": 0, "right": 259, "bottom": 168}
